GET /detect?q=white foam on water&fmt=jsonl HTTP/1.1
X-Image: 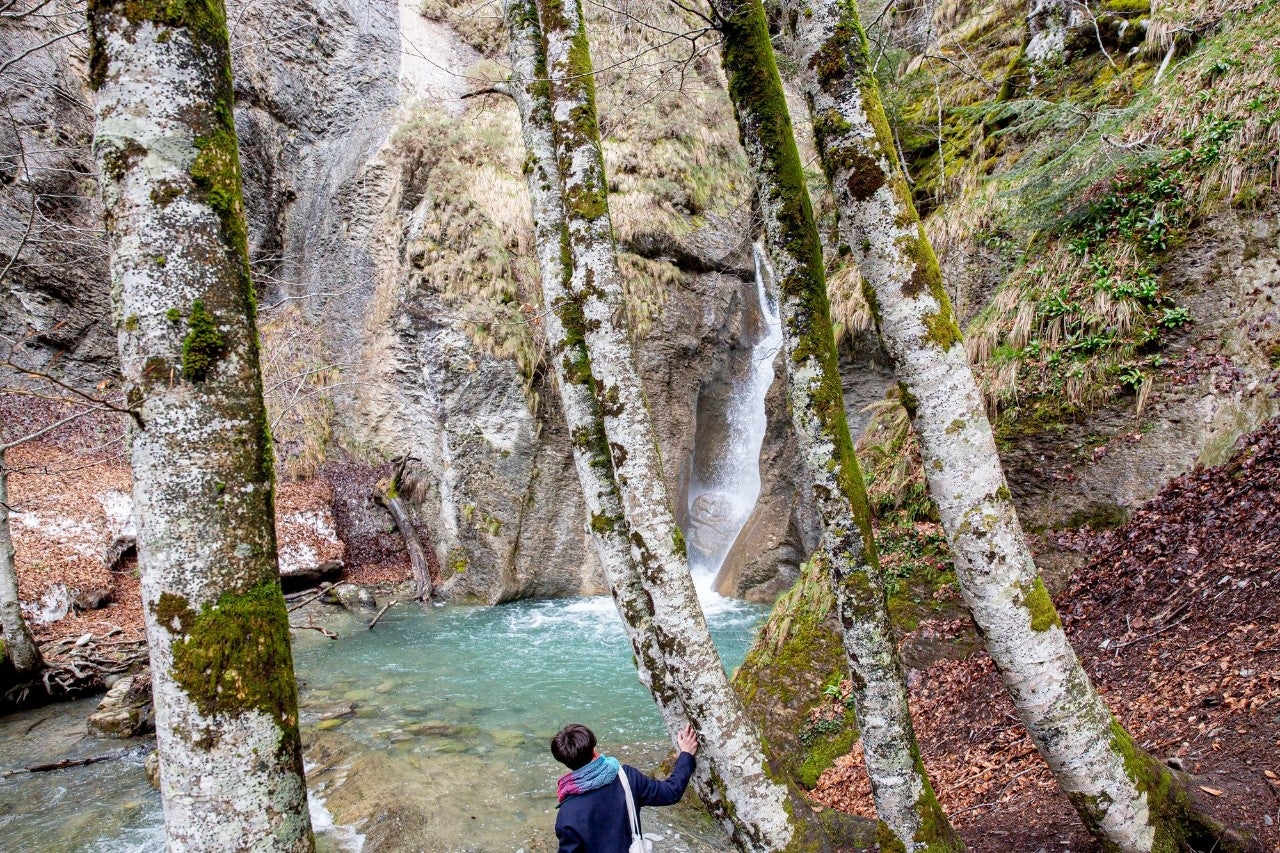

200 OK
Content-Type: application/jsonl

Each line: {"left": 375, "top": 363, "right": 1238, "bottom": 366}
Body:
{"left": 306, "top": 761, "right": 366, "bottom": 853}
{"left": 685, "top": 241, "right": 783, "bottom": 593}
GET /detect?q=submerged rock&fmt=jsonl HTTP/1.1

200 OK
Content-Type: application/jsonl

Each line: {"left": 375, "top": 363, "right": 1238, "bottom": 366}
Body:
{"left": 87, "top": 670, "right": 153, "bottom": 739}
{"left": 321, "top": 582, "right": 378, "bottom": 612}
{"left": 144, "top": 750, "right": 160, "bottom": 791}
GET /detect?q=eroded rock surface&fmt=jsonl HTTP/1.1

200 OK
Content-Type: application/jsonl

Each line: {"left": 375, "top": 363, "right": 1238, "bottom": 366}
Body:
{"left": 86, "top": 670, "right": 153, "bottom": 739}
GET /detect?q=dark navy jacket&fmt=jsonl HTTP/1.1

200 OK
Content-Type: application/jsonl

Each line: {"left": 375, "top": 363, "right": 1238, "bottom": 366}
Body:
{"left": 554, "top": 752, "right": 696, "bottom": 853}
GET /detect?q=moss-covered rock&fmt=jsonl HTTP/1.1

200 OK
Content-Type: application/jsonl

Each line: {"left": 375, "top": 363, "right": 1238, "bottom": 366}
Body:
{"left": 734, "top": 558, "right": 853, "bottom": 789}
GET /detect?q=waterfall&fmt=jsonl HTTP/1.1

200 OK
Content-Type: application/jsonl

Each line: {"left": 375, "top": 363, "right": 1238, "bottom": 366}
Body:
{"left": 685, "top": 243, "right": 783, "bottom": 599}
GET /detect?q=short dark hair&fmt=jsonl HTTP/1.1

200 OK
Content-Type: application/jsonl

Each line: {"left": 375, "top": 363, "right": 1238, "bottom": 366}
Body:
{"left": 551, "top": 724, "right": 597, "bottom": 770}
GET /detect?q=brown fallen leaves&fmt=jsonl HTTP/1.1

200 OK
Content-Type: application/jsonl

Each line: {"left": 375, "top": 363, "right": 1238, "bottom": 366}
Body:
{"left": 812, "top": 416, "right": 1280, "bottom": 851}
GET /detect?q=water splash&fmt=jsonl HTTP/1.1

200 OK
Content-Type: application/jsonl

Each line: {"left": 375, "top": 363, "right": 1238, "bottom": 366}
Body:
{"left": 685, "top": 242, "right": 782, "bottom": 599}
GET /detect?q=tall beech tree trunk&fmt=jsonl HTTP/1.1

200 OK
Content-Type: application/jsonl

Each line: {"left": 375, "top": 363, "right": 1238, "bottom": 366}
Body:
{"left": 529, "top": 2, "right": 834, "bottom": 850}
{"left": 503, "top": 0, "right": 688, "bottom": 741}
{"left": 88, "top": 3, "right": 313, "bottom": 850}
{"left": 709, "top": 2, "right": 962, "bottom": 851}
{"left": 780, "top": 2, "right": 1251, "bottom": 851}
{"left": 0, "top": 450, "right": 43, "bottom": 675}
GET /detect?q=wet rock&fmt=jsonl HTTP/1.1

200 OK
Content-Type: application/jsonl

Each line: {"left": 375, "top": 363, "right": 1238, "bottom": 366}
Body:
{"left": 87, "top": 670, "right": 153, "bottom": 739}
{"left": 144, "top": 750, "right": 160, "bottom": 790}
{"left": 490, "top": 730, "right": 527, "bottom": 748}
{"left": 307, "top": 701, "right": 356, "bottom": 722}
{"left": 72, "top": 587, "right": 113, "bottom": 611}
{"left": 405, "top": 720, "right": 463, "bottom": 737}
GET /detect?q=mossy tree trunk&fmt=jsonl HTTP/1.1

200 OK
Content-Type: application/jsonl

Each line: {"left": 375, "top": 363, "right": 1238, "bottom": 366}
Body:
{"left": 502, "top": 0, "right": 689, "bottom": 767}
{"left": 0, "top": 451, "right": 43, "bottom": 676}
{"left": 530, "top": 1, "right": 836, "bottom": 849}
{"left": 709, "top": 2, "right": 962, "bottom": 851}
{"left": 88, "top": 2, "right": 313, "bottom": 850}
{"left": 780, "top": 2, "right": 1254, "bottom": 851}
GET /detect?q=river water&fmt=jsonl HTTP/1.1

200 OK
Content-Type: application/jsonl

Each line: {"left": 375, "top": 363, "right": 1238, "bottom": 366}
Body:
{"left": 0, "top": 594, "right": 765, "bottom": 852}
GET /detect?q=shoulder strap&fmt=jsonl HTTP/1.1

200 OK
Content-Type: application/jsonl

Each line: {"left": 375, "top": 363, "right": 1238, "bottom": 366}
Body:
{"left": 617, "top": 767, "right": 642, "bottom": 841}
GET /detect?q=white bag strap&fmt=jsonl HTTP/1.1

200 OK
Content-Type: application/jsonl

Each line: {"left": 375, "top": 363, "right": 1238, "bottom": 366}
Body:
{"left": 617, "top": 766, "right": 642, "bottom": 841}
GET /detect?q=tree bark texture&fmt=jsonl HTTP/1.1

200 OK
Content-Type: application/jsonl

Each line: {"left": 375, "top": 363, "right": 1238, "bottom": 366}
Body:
{"left": 531, "top": 2, "right": 830, "bottom": 850}
{"left": 709, "top": 2, "right": 961, "bottom": 850}
{"left": 781, "top": 2, "right": 1249, "bottom": 851}
{"left": 502, "top": 0, "right": 688, "bottom": 744}
{"left": 88, "top": 2, "right": 313, "bottom": 850}
{"left": 0, "top": 451, "right": 43, "bottom": 675}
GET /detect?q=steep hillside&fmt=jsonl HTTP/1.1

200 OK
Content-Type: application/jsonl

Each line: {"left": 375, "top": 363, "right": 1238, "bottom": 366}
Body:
{"left": 843, "top": 0, "right": 1279, "bottom": 531}
{"left": 811, "top": 414, "right": 1280, "bottom": 851}
{"left": 738, "top": 0, "right": 1279, "bottom": 830}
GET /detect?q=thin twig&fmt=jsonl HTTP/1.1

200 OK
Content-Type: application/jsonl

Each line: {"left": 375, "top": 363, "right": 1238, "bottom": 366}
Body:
{"left": 367, "top": 598, "right": 398, "bottom": 630}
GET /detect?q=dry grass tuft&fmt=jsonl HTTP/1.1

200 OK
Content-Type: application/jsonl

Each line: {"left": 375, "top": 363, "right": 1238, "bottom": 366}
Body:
{"left": 260, "top": 305, "right": 341, "bottom": 481}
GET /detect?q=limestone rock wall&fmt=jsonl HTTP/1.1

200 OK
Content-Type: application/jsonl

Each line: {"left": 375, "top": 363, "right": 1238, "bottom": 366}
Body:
{"left": 1, "top": 0, "right": 813, "bottom": 602}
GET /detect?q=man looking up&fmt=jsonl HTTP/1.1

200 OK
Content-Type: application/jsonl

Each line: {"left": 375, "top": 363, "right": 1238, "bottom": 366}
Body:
{"left": 551, "top": 722, "right": 699, "bottom": 852}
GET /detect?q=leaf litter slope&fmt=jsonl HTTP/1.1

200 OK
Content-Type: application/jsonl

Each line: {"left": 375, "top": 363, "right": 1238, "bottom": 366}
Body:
{"left": 813, "top": 416, "right": 1280, "bottom": 851}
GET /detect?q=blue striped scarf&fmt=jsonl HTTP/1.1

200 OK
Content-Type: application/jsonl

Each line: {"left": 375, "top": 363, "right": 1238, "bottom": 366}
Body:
{"left": 556, "top": 755, "right": 620, "bottom": 802}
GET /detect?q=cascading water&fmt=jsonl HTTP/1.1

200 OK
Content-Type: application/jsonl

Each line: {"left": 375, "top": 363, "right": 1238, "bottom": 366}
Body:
{"left": 684, "top": 243, "right": 783, "bottom": 598}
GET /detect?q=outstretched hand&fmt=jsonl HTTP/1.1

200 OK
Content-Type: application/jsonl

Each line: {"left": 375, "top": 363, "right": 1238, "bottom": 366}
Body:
{"left": 677, "top": 723, "right": 699, "bottom": 756}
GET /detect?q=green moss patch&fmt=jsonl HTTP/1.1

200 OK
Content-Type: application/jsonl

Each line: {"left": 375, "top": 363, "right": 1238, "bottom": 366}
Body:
{"left": 155, "top": 580, "right": 299, "bottom": 737}
{"left": 180, "top": 299, "right": 225, "bottom": 381}
{"left": 1015, "top": 577, "right": 1062, "bottom": 632}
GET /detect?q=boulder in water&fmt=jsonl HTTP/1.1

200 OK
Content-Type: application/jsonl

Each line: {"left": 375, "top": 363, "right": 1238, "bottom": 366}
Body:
{"left": 144, "top": 750, "right": 160, "bottom": 790}
{"left": 87, "top": 670, "right": 153, "bottom": 739}
{"left": 320, "top": 582, "right": 378, "bottom": 612}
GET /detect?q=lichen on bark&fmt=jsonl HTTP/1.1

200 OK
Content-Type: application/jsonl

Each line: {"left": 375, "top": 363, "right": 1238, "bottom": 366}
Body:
{"left": 89, "top": 0, "right": 312, "bottom": 848}
{"left": 713, "top": 1, "right": 961, "bottom": 849}
{"left": 529, "top": 1, "right": 838, "bottom": 849}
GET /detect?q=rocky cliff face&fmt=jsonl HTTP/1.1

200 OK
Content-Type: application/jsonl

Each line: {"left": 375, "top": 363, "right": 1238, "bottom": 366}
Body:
{"left": 1, "top": 0, "right": 816, "bottom": 602}
{"left": 5, "top": 1, "right": 1272, "bottom": 607}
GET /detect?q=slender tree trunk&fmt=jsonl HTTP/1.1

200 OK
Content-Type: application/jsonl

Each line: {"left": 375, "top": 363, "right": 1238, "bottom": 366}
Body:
{"left": 88, "top": 3, "right": 313, "bottom": 851}
{"left": 502, "top": 0, "right": 687, "bottom": 742}
{"left": 780, "top": 2, "right": 1253, "bottom": 851}
{"left": 709, "top": 3, "right": 961, "bottom": 851}
{"left": 0, "top": 450, "right": 43, "bottom": 676}
{"left": 530, "top": 2, "right": 834, "bottom": 849}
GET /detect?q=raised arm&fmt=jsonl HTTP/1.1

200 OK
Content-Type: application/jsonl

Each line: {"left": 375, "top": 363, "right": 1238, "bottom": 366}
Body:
{"left": 626, "top": 751, "right": 696, "bottom": 808}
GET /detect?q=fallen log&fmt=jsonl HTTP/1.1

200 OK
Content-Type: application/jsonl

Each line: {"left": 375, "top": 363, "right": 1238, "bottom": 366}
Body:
{"left": 373, "top": 456, "right": 432, "bottom": 601}
{"left": 1, "top": 749, "right": 137, "bottom": 778}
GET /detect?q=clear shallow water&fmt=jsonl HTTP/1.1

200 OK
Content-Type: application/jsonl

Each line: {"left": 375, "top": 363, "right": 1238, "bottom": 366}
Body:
{"left": 0, "top": 595, "right": 765, "bottom": 852}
